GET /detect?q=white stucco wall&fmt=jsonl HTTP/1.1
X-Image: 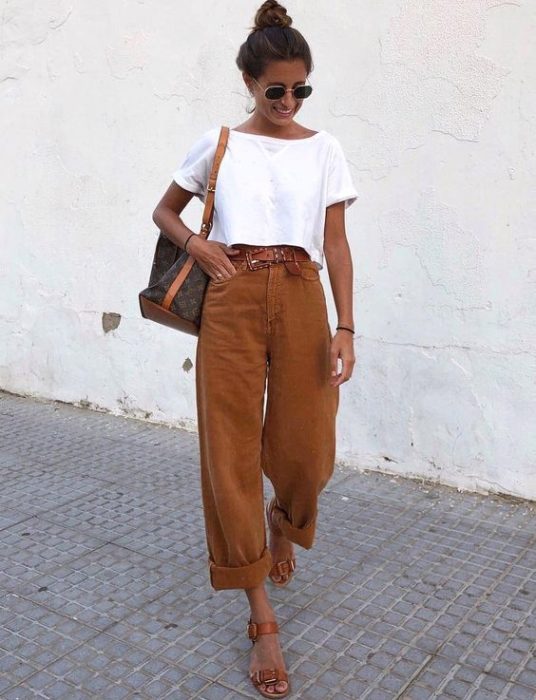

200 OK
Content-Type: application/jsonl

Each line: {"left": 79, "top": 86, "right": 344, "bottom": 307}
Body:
{"left": 2, "top": 1, "right": 535, "bottom": 499}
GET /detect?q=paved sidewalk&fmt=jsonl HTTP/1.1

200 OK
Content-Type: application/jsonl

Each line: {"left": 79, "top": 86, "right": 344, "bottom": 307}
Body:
{"left": 0, "top": 391, "right": 535, "bottom": 700}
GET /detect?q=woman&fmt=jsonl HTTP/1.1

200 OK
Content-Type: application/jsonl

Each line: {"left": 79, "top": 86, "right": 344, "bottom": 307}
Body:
{"left": 153, "top": 2, "right": 358, "bottom": 696}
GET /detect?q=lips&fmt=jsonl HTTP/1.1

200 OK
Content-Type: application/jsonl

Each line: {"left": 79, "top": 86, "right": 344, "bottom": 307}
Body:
{"left": 273, "top": 105, "right": 293, "bottom": 117}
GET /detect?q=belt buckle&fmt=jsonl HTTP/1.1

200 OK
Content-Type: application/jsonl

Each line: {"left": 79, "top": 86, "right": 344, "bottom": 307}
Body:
{"left": 245, "top": 250, "right": 270, "bottom": 271}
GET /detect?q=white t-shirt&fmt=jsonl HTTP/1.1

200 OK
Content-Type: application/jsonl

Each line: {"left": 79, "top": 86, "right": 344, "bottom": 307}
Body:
{"left": 172, "top": 127, "right": 358, "bottom": 268}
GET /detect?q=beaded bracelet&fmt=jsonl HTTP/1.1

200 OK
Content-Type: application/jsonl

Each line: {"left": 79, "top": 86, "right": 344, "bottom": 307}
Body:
{"left": 336, "top": 325, "right": 355, "bottom": 335}
{"left": 184, "top": 232, "right": 196, "bottom": 252}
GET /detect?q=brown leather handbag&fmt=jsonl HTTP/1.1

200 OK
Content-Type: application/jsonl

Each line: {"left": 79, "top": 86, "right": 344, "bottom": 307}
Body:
{"left": 138, "top": 126, "right": 230, "bottom": 335}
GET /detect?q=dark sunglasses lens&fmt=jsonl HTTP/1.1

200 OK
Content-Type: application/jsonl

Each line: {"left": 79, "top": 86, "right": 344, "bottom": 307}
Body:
{"left": 265, "top": 86, "right": 286, "bottom": 100}
{"left": 294, "top": 85, "right": 313, "bottom": 99}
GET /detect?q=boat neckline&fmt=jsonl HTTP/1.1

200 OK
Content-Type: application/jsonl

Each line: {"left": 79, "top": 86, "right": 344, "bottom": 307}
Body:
{"left": 229, "top": 129, "right": 324, "bottom": 142}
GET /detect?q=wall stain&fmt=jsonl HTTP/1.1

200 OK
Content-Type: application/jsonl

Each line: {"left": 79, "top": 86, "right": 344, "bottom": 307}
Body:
{"left": 102, "top": 312, "right": 121, "bottom": 333}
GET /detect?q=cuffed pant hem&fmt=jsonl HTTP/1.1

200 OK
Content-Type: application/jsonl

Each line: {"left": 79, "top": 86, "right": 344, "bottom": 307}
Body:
{"left": 278, "top": 515, "right": 316, "bottom": 549}
{"left": 208, "top": 547, "right": 273, "bottom": 590}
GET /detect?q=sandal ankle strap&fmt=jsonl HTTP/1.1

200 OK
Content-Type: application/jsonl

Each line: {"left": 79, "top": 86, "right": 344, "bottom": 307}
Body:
{"left": 266, "top": 497, "right": 284, "bottom": 536}
{"left": 247, "top": 618, "right": 279, "bottom": 642}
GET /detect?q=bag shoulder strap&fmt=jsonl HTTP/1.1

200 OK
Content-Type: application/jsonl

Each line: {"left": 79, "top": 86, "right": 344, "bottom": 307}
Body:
{"left": 199, "top": 126, "right": 230, "bottom": 240}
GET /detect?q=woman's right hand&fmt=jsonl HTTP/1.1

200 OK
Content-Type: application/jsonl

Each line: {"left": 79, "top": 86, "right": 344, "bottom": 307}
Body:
{"left": 187, "top": 236, "right": 241, "bottom": 281}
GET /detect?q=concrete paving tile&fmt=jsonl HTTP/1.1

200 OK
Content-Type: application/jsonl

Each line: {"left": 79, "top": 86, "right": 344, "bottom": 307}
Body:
{"left": 0, "top": 467, "right": 104, "bottom": 519}
{"left": 15, "top": 542, "right": 190, "bottom": 631}
{"left": 1, "top": 391, "right": 536, "bottom": 699}
{"left": 0, "top": 519, "right": 105, "bottom": 594}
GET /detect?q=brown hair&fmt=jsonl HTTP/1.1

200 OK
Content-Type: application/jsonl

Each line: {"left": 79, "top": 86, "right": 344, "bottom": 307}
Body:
{"left": 236, "top": 1, "right": 313, "bottom": 79}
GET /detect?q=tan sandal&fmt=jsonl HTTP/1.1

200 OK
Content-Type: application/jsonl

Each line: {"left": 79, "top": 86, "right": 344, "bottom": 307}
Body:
{"left": 266, "top": 498, "right": 296, "bottom": 587}
{"left": 247, "top": 618, "right": 290, "bottom": 698}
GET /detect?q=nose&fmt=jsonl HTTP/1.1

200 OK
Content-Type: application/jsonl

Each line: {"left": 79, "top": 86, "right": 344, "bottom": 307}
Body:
{"left": 280, "top": 90, "right": 297, "bottom": 109}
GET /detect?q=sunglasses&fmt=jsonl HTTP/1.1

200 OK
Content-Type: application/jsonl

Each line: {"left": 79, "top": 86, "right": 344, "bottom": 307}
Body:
{"left": 252, "top": 77, "right": 313, "bottom": 101}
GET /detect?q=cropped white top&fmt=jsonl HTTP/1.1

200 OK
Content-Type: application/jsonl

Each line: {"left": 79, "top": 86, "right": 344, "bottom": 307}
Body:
{"left": 172, "top": 127, "right": 358, "bottom": 268}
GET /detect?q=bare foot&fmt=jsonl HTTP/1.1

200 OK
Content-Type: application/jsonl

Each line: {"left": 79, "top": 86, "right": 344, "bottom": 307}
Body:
{"left": 267, "top": 502, "right": 295, "bottom": 585}
{"left": 249, "top": 625, "right": 288, "bottom": 695}
{"left": 246, "top": 585, "right": 288, "bottom": 696}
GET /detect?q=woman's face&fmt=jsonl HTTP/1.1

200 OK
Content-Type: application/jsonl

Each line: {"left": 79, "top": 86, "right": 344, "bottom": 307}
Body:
{"left": 245, "top": 59, "right": 309, "bottom": 127}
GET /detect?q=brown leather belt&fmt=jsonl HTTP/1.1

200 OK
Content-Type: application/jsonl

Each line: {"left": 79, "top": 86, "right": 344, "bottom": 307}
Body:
{"left": 231, "top": 245, "right": 311, "bottom": 274}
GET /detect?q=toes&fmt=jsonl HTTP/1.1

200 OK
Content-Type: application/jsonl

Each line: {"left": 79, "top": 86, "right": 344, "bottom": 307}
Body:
{"left": 261, "top": 681, "right": 288, "bottom": 694}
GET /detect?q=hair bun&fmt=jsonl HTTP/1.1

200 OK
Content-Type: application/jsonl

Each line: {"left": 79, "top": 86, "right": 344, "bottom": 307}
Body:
{"left": 254, "top": 1, "right": 292, "bottom": 30}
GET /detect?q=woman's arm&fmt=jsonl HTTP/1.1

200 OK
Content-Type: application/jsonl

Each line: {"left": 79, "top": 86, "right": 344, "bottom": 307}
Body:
{"left": 152, "top": 182, "right": 239, "bottom": 279}
{"left": 323, "top": 201, "right": 356, "bottom": 387}
{"left": 152, "top": 182, "right": 197, "bottom": 250}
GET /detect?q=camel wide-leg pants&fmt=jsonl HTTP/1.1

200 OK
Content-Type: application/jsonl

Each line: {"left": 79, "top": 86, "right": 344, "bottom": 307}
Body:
{"left": 195, "top": 257, "right": 339, "bottom": 590}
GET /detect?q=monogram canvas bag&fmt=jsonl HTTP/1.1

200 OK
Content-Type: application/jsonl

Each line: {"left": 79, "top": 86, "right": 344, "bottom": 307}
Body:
{"left": 138, "top": 126, "right": 229, "bottom": 335}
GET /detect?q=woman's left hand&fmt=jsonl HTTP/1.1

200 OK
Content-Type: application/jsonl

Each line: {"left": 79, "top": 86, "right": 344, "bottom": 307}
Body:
{"left": 329, "top": 330, "right": 356, "bottom": 387}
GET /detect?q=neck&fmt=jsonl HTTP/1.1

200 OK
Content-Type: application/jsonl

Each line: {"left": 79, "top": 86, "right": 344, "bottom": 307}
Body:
{"left": 246, "top": 114, "right": 298, "bottom": 138}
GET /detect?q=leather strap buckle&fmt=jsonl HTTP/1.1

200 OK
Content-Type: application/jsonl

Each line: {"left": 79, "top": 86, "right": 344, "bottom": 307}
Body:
{"left": 245, "top": 251, "right": 271, "bottom": 271}
{"left": 261, "top": 673, "right": 278, "bottom": 686}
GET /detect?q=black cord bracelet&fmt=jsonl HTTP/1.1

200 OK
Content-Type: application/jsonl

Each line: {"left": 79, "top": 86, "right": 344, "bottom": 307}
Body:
{"left": 336, "top": 325, "right": 355, "bottom": 334}
{"left": 184, "top": 232, "right": 196, "bottom": 252}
